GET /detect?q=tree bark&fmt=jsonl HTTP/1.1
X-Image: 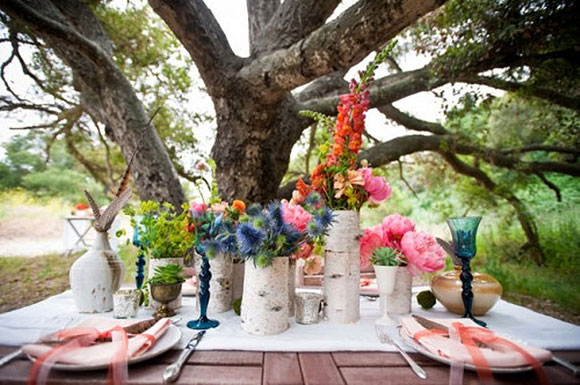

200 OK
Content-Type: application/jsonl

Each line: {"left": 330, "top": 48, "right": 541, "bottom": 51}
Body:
{"left": 1, "top": 0, "right": 186, "bottom": 206}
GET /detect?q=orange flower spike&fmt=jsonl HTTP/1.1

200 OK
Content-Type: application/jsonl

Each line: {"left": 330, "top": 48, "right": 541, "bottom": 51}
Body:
{"left": 232, "top": 200, "right": 246, "bottom": 213}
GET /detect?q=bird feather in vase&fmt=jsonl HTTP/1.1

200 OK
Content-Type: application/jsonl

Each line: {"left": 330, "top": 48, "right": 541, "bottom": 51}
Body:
{"left": 436, "top": 237, "right": 461, "bottom": 267}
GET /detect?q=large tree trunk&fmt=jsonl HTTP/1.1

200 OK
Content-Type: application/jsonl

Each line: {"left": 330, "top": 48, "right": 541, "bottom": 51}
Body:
{"left": 1, "top": 0, "right": 186, "bottom": 207}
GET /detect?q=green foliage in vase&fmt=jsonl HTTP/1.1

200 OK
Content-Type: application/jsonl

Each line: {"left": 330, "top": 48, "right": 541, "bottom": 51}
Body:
{"left": 124, "top": 201, "right": 193, "bottom": 259}
{"left": 147, "top": 264, "right": 185, "bottom": 285}
{"left": 370, "top": 247, "right": 404, "bottom": 267}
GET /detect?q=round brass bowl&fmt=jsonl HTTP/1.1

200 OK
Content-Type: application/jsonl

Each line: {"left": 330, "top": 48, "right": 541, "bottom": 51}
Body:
{"left": 430, "top": 267, "right": 502, "bottom": 316}
{"left": 150, "top": 282, "right": 182, "bottom": 318}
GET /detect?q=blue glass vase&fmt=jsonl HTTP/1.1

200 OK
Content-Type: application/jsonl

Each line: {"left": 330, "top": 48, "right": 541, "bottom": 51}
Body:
{"left": 446, "top": 216, "right": 486, "bottom": 327}
{"left": 187, "top": 246, "right": 220, "bottom": 330}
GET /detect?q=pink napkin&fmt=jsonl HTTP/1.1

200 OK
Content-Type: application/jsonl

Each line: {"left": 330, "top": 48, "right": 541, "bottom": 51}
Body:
{"left": 400, "top": 317, "right": 552, "bottom": 368}
{"left": 23, "top": 317, "right": 171, "bottom": 365}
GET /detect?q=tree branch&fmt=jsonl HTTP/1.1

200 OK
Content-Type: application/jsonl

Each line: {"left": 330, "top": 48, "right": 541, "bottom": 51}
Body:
{"left": 535, "top": 172, "right": 562, "bottom": 202}
{"left": 238, "top": 0, "right": 445, "bottom": 98}
{"left": 252, "top": 0, "right": 340, "bottom": 55}
{"left": 378, "top": 104, "right": 448, "bottom": 135}
{"left": 149, "top": 0, "right": 241, "bottom": 97}
{"left": 247, "top": 0, "right": 279, "bottom": 55}
{"left": 501, "top": 144, "right": 580, "bottom": 156}
{"left": 398, "top": 159, "right": 418, "bottom": 198}
{"left": 461, "top": 75, "right": 580, "bottom": 111}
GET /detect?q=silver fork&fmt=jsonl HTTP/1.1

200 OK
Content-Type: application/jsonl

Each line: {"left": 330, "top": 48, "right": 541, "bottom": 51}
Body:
{"left": 375, "top": 323, "right": 427, "bottom": 380}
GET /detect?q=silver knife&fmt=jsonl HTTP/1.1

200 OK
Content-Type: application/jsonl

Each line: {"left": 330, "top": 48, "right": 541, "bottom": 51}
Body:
{"left": 413, "top": 314, "right": 580, "bottom": 376}
{"left": 163, "top": 331, "right": 205, "bottom": 383}
{"left": 0, "top": 349, "right": 22, "bottom": 367}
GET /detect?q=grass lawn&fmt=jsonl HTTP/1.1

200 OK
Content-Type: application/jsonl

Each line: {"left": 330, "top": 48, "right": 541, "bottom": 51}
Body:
{"left": 0, "top": 244, "right": 139, "bottom": 314}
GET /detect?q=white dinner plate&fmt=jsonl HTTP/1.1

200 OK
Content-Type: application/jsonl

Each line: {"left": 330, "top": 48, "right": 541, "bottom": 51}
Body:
{"left": 399, "top": 327, "right": 536, "bottom": 373}
{"left": 27, "top": 324, "right": 181, "bottom": 371}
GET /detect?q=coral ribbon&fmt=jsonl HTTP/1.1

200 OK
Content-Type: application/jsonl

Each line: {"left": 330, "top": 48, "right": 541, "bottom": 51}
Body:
{"left": 28, "top": 326, "right": 129, "bottom": 385}
{"left": 413, "top": 323, "right": 550, "bottom": 385}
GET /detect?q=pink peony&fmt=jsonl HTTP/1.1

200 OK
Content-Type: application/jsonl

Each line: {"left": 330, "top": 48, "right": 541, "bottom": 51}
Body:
{"left": 400, "top": 231, "right": 446, "bottom": 276}
{"left": 381, "top": 214, "right": 415, "bottom": 250}
{"left": 190, "top": 201, "right": 207, "bottom": 218}
{"left": 281, "top": 201, "right": 312, "bottom": 233}
{"left": 359, "top": 167, "right": 392, "bottom": 204}
{"left": 210, "top": 202, "right": 228, "bottom": 213}
{"left": 359, "top": 224, "right": 383, "bottom": 269}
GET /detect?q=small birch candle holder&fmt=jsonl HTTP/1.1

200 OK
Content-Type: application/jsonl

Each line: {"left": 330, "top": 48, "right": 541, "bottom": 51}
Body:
{"left": 295, "top": 292, "right": 323, "bottom": 325}
{"left": 113, "top": 289, "right": 141, "bottom": 319}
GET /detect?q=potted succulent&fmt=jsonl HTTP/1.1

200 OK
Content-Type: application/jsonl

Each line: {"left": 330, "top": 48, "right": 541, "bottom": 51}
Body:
{"left": 291, "top": 45, "right": 395, "bottom": 324}
{"left": 237, "top": 202, "right": 332, "bottom": 335}
{"left": 147, "top": 264, "right": 186, "bottom": 319}
{"left": 125, "top": 201, "right": 194, "bottom": 311}
{"left": 370, "top": 247, "right": 403, "bottom": 326}
{"left": 360, "top": 214, "right": 446, "bottom": 315}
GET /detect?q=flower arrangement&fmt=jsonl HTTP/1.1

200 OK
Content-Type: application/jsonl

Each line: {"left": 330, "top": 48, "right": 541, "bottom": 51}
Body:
{"left": 236, "top": 200, "right": 333, "bottom": 268}
{"left": 125, "top": 201, "right": 194, "bottom": 259}
{"left": 188, "top": 199, "right": 245, "bottom": 258}
{"left": 295, "top": 44, "right": 396, "bottom": 210}
{"left": 360, "top": 214, "right": 446, "bottom": 276}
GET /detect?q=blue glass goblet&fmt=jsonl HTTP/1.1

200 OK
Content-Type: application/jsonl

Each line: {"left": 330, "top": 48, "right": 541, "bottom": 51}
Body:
{"left": 132, "top": 215, "right": 146, "bottom": 290}
{"left": 187, "top": 246, "right": 220, "bottom": 330}
{"left": 446, "top": 216, "right": 486, "bottom": 327}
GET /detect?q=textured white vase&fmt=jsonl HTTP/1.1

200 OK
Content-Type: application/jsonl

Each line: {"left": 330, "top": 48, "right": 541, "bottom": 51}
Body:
{"left": 241, "top": 257, "right": 289, "bottom": 336}
{"left": 69, "top": 232, "right": 125, "bottom": 313}
{"left": 148, "top": 257, "right": 183, "bottom": 310}
{"left": 323, "top": 210, "right": 360, "bottom": 324}
{"left": 194, "top": 252, "right": 233, "bottom": 313}
{"left": 288, "top": 258, "right": 296, "bottom": 317}
{"left": 387, "top": 266, "right": 413, "bottom": 315}
{"left": 231, "top": 260, "right": 245, "bottom": 302}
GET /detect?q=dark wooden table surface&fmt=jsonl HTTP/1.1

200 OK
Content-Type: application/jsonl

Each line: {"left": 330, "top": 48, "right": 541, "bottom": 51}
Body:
{"left": 1, "top": 346, "right": 579, "bottom": 385}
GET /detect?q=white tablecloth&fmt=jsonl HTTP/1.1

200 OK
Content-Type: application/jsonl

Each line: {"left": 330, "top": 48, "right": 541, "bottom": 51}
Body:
{"left": 0, "top": 288, "right": 579, "bottom": 352}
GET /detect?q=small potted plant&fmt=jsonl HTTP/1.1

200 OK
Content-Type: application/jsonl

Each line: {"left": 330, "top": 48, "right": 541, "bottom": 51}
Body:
{"left": 125, "top": 201, "right": 194, "bottom": 311}
{"left": 147, "top": 264, "right": 186, "bottom": 318}
{"left": 370, "top": 247, "right": 403, "bottom": 327}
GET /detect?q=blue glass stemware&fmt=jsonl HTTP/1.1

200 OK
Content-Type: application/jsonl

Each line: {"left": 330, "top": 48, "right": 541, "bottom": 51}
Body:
{"left": 446, "top": 216, "right": 486, "bottom": 327}
{"left": 187, "top": 245, "right": 220, "bottom": 330}
{"left": 132, "top": 215, "right": 146, "bottom": 290}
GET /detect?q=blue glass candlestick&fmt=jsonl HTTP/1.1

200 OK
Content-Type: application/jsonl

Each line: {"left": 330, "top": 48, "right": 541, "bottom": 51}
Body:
{"left": 187, "top": 246, "right": 219, "bottom": 330}
{"left": 446, "top": 216, "right": 486, "bottom": 327}
{"left": 132, "top": 222, "right": 146, "bottom": 290}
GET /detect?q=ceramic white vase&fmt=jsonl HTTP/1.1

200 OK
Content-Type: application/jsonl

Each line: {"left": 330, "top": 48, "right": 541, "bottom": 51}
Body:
{"left": 69, "top": 232, "right": 125, "bottom": 313}
{"left": 373, "top": 265, "right": 399, "bottom": 326}
{"left": 194, "top": 252, "right": 233, "bottom": 313}
{"left": 241, "top": 257, "right": 289, "bottom": 335}
{"left": 323, "top": 210, "right": 360, "bottom": 324}
{"left": 386, "top": 266, "right": 413, "bottom": 315}
{"left": 148, "top": 257, "right": 183, "bottom": 310}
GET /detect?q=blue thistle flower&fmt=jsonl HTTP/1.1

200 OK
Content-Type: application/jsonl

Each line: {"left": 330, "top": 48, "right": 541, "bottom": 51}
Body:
{"left": 246, "top": 203, "right": 263, "bottom": 216}
{"left": 304, "top": 192, "right": 321, "bottom": 207}
{"left": 236, "top": 222, "right": 264, "bottom": 257}
{"left": 316, "top": 207, "right": 335, "bottom": 228}
{"left": 307, "top": 221, "right": 325, "bottom": 238}
{"left": 266, "top": 202, "right": 285, "bottom": 234}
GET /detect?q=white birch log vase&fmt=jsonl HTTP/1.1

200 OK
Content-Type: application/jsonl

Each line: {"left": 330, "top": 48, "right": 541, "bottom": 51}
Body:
{"left": 288, "top": 258, "right": 296, "bottom": 316}
{"left": 70, "top": 232, "right": 125, "bottom": 313}
{"left": 148, "top": 257, "right": 183, "bottom": 310}
{"left": 194, "top": 253, "right": 233, "bottom": 313}
{"left": 241, "top": 257, "right": 289, "bottom": 335}
{"left": 323, "top": 210, "right": 361, "bottom": 324}
{"left": 387, "top": 266, "right": 413, "bottom": 315}
{"left": 231, "top": 259, "right": 245, "bottom": 303}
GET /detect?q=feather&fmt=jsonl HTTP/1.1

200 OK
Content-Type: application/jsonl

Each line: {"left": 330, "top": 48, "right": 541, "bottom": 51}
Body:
{"left": 436, "top": 237, "right": 461, "bottom": 266}
{"left": 94, "top": 188, "right": 132, "bottom": 232}
{"left": 115, "top": 155, "right": 134, "bottom": 197}
{"left": 84, "top": 190, "right": 101, "bottom": 220}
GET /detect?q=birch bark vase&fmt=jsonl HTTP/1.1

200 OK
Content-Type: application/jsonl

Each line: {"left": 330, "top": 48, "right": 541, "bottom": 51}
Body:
{"left": 195, "top": 253, "right": 233, "bottom": 313}
{"left": 148, "top": 257, "right": 183, "bottom": 310}
{"left": 241, "top": 257, "right": 289, "bottom": 335}
{"left": 323, "top": 210, "right": 360, "bottom": 324}
{"left": 387, "top": 266, "right": 412, "bottom": 315}
{"left": 231, "top": 260, "right": 245, "bottom": 303}
{"left": 70, "top": 232, "right": 125, "bottom": 313}
{"left": 288, "top": 259, "right": 296, "bottom": 316}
